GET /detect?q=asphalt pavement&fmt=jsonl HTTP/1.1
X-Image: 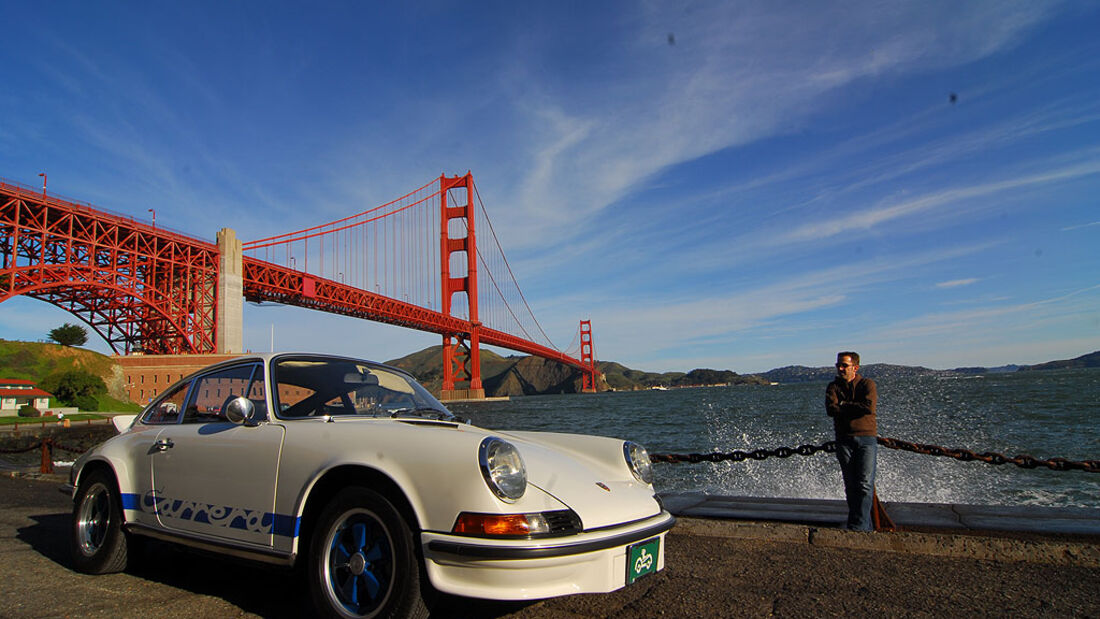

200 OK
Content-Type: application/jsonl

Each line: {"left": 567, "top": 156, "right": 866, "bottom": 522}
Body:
{"left": 3, "top": 473, "right": 1098, "bottom": 618}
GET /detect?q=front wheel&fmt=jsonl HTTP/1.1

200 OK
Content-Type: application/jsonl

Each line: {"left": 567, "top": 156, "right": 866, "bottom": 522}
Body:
{"left": 308, "top": 487, "right": 428, "bottom": 619}
{"left": 70, "top": 469, "right": 129, "bottom": 574}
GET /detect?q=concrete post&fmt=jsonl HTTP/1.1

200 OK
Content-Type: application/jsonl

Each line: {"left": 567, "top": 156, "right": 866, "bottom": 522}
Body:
{"left": 216, "top": 228, "right": 243, "bottom": 354}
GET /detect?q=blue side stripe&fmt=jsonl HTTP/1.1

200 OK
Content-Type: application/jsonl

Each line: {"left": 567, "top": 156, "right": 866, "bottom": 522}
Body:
{"left": 119, "top": 492, "right": 301, "bottom": 538}
{"left": 270, "top": 513, "right": 302, "bottom": 538}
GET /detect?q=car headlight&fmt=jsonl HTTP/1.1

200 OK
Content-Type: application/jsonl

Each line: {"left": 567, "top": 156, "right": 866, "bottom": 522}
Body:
{"left": 479, "top": 437, "right": 526, "bottom": 502}
{"left": 624, "top": 441, "right": 654, "bottom": 485}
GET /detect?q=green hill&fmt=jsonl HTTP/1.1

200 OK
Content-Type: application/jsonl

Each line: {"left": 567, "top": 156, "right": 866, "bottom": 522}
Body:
{"left": 386, "top": 347, "right": 769, "bottom": 396}
{"left": 1018, "top": 350, "right": 1100, "bottom": 371}
{"left": 0, "top": 339, "right": 138, "bottom": 411}
{"left": 386, "top": 346, "right": 591, "bottom": 396}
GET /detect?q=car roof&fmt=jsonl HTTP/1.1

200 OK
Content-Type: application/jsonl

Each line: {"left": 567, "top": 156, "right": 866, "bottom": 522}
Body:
{"left": 173, "top": 352, "right": 417, "bottom": 384}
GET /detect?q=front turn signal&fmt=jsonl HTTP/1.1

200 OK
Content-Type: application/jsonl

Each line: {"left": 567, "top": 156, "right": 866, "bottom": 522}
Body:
{"left": 452, "top": 512, "right": 550, "bottom": 537}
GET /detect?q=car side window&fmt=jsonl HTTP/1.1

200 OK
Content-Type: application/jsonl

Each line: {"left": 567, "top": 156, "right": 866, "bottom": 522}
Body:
{"left": 272, "top": 357, "right": 443, "bottom": 418}
{"left": 245, "top": 370, "right": 267, "bottom": 419}
{"left": 184, "top": 364, "right": 262, "bottom": 424}
{"left": 142, "top": 382, "right": 190, "bottom": 424}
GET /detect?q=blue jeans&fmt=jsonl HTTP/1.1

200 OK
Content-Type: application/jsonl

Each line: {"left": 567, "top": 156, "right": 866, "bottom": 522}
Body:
{"left": 835, "top": 435, "right": 877, "bottom": 531}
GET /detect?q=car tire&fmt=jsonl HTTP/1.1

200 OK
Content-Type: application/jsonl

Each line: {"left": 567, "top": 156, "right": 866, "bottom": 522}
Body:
{"left": 308, "top": 487, "right": 429, "bottom": 619}
{"left": 70, "top": 469, "right": 129, "bottom": 574}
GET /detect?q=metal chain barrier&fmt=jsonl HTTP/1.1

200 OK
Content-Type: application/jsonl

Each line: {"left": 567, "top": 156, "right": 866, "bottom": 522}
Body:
{"left": 876, "top": 436, "right": 1100, "bottom": 473}
{"left": 0, "top": 437, "right": 89, "bottom": 474}
{"left": 651, "top": 441, "right": 837, "bottom": 464}
{"left": 652, "top": 436, "right": 1100, "bottom": 473}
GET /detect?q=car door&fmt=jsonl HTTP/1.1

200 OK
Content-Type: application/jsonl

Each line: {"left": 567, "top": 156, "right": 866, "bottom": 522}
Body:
{"left": 150, "top": 362, "right": 285, "bottom": 548}
{"left": 122, "top": 381, "right": 192, "bottom": 530}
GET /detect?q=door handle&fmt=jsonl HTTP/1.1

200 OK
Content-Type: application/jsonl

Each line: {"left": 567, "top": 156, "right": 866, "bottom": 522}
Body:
{"left": 153, "top": 438, "right": 175, "bottom": 452}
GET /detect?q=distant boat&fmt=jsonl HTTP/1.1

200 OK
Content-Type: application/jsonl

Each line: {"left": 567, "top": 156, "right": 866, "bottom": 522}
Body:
{"left": 651, "top": 385, "right": 668, "bottom": 391}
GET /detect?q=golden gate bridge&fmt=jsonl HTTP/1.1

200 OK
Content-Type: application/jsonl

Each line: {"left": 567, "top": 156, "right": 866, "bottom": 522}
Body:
{"left": 0, "top": 173, "right": 598, "bottom": 399}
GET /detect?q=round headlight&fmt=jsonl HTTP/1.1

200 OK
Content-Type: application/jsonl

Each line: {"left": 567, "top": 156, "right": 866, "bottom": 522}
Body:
{"left": 479, "top": 437, "right": 527, "bottom": 502}
{"left": 624, "top": 441, "right": 654, "bottom": 485}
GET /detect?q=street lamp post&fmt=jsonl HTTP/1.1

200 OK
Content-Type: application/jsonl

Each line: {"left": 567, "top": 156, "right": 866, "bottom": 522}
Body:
{"left": 148, "top": 208, "right": 156, "bottom": 229}
{"left": 38, "top": 173, "right": 46, "bottom": 196}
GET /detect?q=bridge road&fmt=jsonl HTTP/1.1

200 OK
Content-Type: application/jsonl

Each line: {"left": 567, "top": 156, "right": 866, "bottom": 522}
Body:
{"left": 2, "top": 474, "right": 1098, "bottom": 618}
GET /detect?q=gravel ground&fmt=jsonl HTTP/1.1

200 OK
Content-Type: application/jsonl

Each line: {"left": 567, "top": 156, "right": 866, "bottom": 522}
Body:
{"left": 2, "top": 474, "right": 1098, "bottom": 618}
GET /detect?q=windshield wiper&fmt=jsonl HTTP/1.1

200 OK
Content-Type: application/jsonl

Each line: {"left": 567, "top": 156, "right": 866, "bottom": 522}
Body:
{"left": 389, "top": 407, "right": 454, "bottom": 421}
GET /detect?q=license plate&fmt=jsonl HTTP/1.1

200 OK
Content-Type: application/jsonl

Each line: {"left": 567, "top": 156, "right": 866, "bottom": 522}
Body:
{"left": 626, "top": 537, "right": 660, "bottom": 584}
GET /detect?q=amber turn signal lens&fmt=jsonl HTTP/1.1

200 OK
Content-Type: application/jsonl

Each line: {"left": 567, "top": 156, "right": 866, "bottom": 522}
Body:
{"left": 452, "top": 512, "right": 550, "bottom": 536}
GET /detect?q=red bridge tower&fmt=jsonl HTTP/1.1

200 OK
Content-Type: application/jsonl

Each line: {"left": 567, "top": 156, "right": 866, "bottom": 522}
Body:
{"left": 439, "top": 173, "right": 484, "bottom": 400}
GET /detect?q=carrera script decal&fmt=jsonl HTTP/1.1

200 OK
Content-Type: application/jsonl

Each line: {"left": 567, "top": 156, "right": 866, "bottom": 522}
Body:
{"left": 121, "top": 491, "right": 300, "bottom": 538}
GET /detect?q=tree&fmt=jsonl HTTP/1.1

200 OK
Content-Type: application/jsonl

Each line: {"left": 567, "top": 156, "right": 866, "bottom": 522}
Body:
{"left": 40, "top": 370, "right": 106, "bottom": 409}
{"left": 48, "top": 323, "right": 88, "bottom": 347}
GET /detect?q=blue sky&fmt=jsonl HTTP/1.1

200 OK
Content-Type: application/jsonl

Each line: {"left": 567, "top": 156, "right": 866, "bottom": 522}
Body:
{"left": 1, "top": 1, "right": 1098, "bottom": 373}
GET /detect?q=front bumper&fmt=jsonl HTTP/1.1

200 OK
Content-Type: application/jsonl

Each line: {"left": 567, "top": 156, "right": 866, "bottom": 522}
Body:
{"left": 421, "top": 510, "right": 675, "bottom": 600}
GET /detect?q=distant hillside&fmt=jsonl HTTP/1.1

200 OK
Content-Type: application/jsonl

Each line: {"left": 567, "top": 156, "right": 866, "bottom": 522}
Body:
{"left": 391, "top": 346, "right": 1100, "bottom": 396}
{"left": 0, "top": 339, "right": 136, "bottom": 409}
{"left": 386, "top": 347, "right": 768, "bottom": 397}
{"left": 386, "top": 346, "right": 602, "bottom": 396}
{"left": 760, "top": 352, "right": 1098, "bottom": 383}
{"left": 948, "top": 365, "right": 1020, "bottom": 374}
{"left": 762, "top": 363, "right": 955, "bottom": 384}
{"left": 597, "top": 362, "right": 768, "bottom": 390}
{"left": 1018, "top": 350, "right": 1100, "bottom": 371}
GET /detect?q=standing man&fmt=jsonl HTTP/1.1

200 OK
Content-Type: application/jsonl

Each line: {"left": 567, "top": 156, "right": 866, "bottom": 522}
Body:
{"left": 825, "top": 351, "right": 878, "bottom": 531}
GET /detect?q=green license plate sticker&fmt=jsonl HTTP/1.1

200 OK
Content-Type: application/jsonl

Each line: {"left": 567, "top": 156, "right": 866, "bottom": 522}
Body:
{"left": 626, "top": 537, "right": 660, "bottom": 584}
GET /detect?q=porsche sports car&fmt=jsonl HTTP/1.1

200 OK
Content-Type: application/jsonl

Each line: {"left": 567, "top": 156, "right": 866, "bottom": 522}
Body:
{"left": 68, "top": 353, "right": 674, "bottom": 618}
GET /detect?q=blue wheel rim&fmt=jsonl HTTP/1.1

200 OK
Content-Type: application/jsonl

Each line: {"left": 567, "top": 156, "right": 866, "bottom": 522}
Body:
{"left": 323, "top": 508, "right": 395, "bottom": 617}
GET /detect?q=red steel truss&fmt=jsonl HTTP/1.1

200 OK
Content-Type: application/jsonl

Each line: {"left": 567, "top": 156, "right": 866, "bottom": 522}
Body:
{"left": 242, "top": 259, "right": 589, "bottom": 370}
{"left": 1, "top": 173, "right": 598, "bottom": 392}
{"left": 1, "top": 179, "right": 218, "bottom": 354}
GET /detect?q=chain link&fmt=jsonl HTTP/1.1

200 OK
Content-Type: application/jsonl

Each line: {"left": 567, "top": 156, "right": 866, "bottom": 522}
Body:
{"left": 876, "top": 436, "right": 1100, "bottom": 473}
{"left": 652, "top": 436, "right": 1100, "bottom": 473}
{"left": 0, "top": 437, "right": 87, "bottom": 455}
{"left": 651, "top": 441, "right": 837, "bottom": 464}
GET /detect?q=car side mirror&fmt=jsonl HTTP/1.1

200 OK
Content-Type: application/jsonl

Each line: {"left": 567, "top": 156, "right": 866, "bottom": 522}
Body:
{"left": 224, "top": 396, "right": 256, "bottom": 426}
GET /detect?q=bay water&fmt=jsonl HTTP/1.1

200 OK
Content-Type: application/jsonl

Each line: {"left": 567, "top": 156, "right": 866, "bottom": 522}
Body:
{"left": 450, "top": 368, "right": 1100, "bottom": 509}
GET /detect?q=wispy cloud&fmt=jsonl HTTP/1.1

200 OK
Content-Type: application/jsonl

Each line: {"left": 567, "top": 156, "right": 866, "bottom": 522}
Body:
{"left": 574, "top": 242, "right": 998, "bottom": 363}
{"left": 1062, "top": 221, "right": 1100, "bottom": 231}
{"left": 778, "top": 157, "right": 1100, "bottom": 245}
{"left": 489, "top": 2, "right": 1062, "bottom": 246}
{"left": 936, "top": 279, "right": 979, "bottom": 288}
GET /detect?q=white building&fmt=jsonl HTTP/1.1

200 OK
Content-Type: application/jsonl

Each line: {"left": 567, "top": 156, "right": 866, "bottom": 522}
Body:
{"left": 0, "top": 379, "right": 53, "bottom": 416}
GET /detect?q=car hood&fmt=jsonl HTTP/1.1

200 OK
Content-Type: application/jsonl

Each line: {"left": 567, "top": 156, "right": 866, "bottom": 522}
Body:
{"left": 499, "top": 430, "right": 661, "bottom": 530}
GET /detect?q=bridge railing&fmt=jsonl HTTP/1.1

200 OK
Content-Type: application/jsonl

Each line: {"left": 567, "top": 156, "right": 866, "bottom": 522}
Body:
{"left": 0, "top": 176, "right": 204, "bottom": 244}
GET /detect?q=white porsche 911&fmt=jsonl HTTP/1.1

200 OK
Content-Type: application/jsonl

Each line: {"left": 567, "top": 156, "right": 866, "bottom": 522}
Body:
{"left": 68, "top": 353, "right": 674, "bottom": 618}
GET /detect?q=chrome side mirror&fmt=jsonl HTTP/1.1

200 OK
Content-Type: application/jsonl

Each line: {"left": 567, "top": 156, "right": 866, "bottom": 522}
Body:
{"left": 224, "top": 396, "right": 256, "bottom": 426}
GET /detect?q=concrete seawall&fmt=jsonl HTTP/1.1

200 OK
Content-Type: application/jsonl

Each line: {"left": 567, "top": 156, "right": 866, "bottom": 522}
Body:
{"left": 661, "top": 491, "right": 1100, "bottom": 567}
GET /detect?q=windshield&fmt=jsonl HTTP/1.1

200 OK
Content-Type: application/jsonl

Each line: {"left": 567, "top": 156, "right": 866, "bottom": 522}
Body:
{"left": 272, "top": 356, "right": 453, "bottom": 420}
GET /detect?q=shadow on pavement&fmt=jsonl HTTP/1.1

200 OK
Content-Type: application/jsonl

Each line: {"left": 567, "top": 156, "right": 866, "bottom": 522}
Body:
{"left": 13, "top": 496, "right": 539, "bottom": 617}
{"left": 17, "top": 513, "right": 73, "bottom": 567}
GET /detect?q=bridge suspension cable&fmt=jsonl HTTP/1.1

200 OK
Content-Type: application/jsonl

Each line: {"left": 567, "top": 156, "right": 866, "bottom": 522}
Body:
{"left": 469, "top": 180, "right": 562, "bottom": 354}
{"left": 240, "top": 174, "right": 579, "bottom": 360}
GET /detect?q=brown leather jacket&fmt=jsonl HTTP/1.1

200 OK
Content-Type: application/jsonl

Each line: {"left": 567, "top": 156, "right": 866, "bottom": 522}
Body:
{"left": 825, "top": 375, "right": 877, "bottom": 437}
